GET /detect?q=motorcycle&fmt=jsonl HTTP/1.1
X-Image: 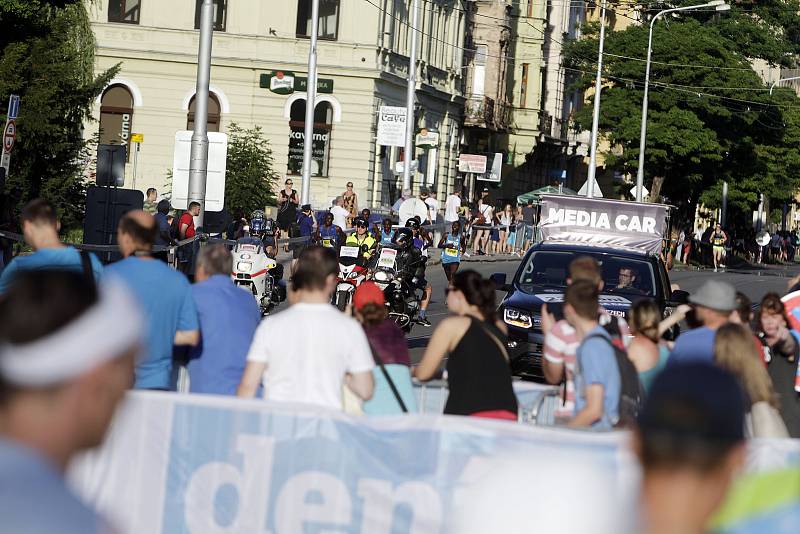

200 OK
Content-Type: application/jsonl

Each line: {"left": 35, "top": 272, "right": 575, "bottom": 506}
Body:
{"left": 332, "top": 245, "right": 368, "bottom": 311}
{"left": 369, "top": 245, "right": 422, "bottom": 332}
{"left": 231, "top": 235, "right": 286, "bottom": 315}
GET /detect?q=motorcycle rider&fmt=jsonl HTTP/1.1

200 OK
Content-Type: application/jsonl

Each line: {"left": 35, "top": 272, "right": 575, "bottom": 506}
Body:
{"left": 345, "top": 216, "right": 377, "bottom": 267}
{"left": 393, "top": 223, "right": 433, "bottom": 327}
{"left": 237, "top": 214, "right": 286, "bottom": 301}
{"left": 316, "top": 212, "right": 344, "bottom": 251}
{"left": 407, "top": 217, "right": 433, "bottom": 257}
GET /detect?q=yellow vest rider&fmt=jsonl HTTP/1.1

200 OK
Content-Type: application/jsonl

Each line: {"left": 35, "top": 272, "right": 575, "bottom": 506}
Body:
{"left": 346, "top": 217, "right": 377, "bottom": 264}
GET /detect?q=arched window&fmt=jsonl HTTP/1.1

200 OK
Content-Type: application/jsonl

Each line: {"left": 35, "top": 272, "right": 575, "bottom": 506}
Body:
{"left": 288, "top": 100, "right": 333, "bottom": 177}
{"left": 99, "top": 85, "right": 134, "bottom": 160}
{"left": 186, "top": 93, "right": 221, "bottom": 132}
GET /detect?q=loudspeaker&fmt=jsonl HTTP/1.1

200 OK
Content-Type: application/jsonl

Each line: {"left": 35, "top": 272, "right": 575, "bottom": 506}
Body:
{"left": 96, "top": 144, "right": 127, "bottom": 187}
{"left": 83, "top": 186, "right": 143, "bottom": 263}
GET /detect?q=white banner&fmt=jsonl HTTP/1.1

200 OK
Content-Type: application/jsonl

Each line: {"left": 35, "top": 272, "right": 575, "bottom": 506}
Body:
{"left": 68, "top": 392, "right": 800, "bottom": 534}
{"left": 377, "top": 106, "right": 407, "bottom": 147}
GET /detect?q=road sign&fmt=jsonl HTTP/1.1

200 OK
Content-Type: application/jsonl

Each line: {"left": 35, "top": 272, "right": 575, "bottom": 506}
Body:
{"left": 476, "top": 153, "right": 502, "bottom": 182}
{"left": 458, "top": 154, "right": 487, "bottom": 174}
{"left": 7, "top": 95, "right": 19, "bottom": 120}
{"left": 3, "top": 120, "right": 16, "bottom": 153}
{"left": 172, "top": 131, "right": 228, "bottom": 211}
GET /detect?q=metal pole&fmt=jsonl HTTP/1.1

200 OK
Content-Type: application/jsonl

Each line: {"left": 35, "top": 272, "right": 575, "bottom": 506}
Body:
{"left": 188, "top": 0, "right": 214, "bottom": 228}
{"left": 721, "top": 180, "right": 728, "bottom": 226}
{"left": 586, "top": 0, "right": 607, "bottom": 198}
{"left": 403, "top": 0, "right": 421, "bottom": 191}
{"left": 300, "top": 0, "right": 320, "bottom": 206}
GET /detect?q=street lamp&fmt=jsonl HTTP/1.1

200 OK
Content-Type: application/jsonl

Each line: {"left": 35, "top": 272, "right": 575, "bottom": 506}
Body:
{"left": 634, "top": 1, "right": 730, "bottom": 202}
{"left": 770, "top": 76, "right": 800, "bottom": 95}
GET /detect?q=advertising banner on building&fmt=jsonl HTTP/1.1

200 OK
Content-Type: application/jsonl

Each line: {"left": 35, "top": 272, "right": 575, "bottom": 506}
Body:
{"left": 457, "top": 154, "right": 487, "bottom": 173}
{"left": 539, "top": 194, "right": 669, "bottom": 254}
{"left": 377, "top": 106, "right": 407, "bottom": 147}
{"left": 68, "top": 392, "right": 800, "bottom": 534}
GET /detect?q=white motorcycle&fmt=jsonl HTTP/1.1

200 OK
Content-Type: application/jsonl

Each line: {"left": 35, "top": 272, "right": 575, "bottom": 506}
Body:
{"left": 332, "top": 245, "right": 368, "bottom": 311}
{"left": 232, "top": 236, "right": 286, "bottom": 315}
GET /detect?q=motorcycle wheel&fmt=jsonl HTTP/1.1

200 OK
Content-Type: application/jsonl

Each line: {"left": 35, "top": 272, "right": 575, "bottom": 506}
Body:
{"left": 336, "top": 290, "right": 350, "bottom": 312}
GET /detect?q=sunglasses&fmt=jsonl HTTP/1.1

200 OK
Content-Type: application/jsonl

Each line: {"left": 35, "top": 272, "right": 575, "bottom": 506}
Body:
{"left": 347, "top": 184, "right": 353, "bottom": 188}
{"left": 285, "top": 182, "right": 293, "bottom": 186}
{"left": 356, "top": 223, "right": 368, "bottom": 228}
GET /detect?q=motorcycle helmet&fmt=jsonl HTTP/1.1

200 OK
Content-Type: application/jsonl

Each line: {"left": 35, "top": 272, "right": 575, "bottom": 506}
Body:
{"left": 392, "top": 227, "right": 414, "bottom": 248}
{"left": 263, "top": 218, "right": 276, "bottom": 233}
{"left": 405, "top": 218, "right": 420, "bottom": 230}
{"left": 250, "top": 217, "right": 265, "bottom": 234}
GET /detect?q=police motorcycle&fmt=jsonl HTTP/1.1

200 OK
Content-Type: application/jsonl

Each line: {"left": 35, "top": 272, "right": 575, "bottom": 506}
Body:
{"left": 332, "top": 217, "right": 373, "bottom": 311}
{"left": 231, "top": 211, "right": 286, "bottom": 315}
{"left": 369, "top": 227, "right": 423, "bottom": 332}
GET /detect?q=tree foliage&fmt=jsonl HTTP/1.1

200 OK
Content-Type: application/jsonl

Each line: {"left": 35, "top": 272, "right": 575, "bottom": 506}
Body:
{"left": 0, "top": 0, "right": 118, "bottom": 230}
{"left": 564, "top": 2, "right": 800, "bottom": 224}
{"left": 224, "top": 124, "right": 279, "bottom": 217}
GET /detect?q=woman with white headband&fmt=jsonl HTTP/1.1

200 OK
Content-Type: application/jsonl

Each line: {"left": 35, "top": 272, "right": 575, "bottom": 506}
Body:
{"left": 0, "top": 270, "right": 143, "bottom": 533}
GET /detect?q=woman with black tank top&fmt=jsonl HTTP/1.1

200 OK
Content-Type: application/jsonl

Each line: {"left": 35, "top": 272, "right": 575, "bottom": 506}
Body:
{"left": 414, "top": 270, "right": 518, "bottom": 419}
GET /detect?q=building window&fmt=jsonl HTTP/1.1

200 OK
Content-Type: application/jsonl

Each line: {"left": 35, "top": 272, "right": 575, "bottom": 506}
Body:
{"left": 472, "top": 45, "right": 488, "bottom": 96}
{"left": 520, "top": 63, "right": 529, "bottom": 108}
{"left": 187, "top": 94, "right": 221, "bottom": 132}
{"left": 99, "top": 85, "right": 134, "bottom": 160}
{"left": 288, "top": 100, "right": 333, "bottom": 177}
{"left": 296, "top": 0, "right": 340, "bottom": 41}
{"left": 195, "top": 0, "right": 227, "bottom": 32}
{"left": 108, "top": 0, "right": 141, "bottom": 24}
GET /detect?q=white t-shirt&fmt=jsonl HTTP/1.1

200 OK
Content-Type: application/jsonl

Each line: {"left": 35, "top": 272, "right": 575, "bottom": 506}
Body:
{"left": 245, "top": 303, "right": 374, "bottom": 410}
{"left": 425, "top": 197, "right": 439, "bottom": 223}
{"left": 444, "top": 194, "right": 461, "bottom": 222}
{"left": 331, "top": 205, "right": 350, "bottom": 230}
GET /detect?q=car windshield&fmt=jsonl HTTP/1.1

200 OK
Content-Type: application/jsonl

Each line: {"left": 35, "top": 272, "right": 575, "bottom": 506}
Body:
{"left": 517, "top": 251, "right": 656, "bottom": 297}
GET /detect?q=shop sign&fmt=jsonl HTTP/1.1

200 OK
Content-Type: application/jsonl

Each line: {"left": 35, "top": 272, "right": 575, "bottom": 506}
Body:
{"left": 287, "top": 127, "right": 330, "bottom": 176}
{"left": 376, "top": 106, "right": 407, "bottom": 147}
{"left": 458, "top": 154, "right": 487, "bottom": 174}
{"left": 260, "top": 71, "right": 296, "bottom": 95}
{"left": 415, "top": 128, "right": 439, "bottom": 148}
{"left": 294, "top": 77, "right": 335, "bottom": 94}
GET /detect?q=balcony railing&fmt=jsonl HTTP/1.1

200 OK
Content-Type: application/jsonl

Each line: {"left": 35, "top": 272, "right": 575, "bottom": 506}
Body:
{"left": 464, "top": 95, "right": 511, "bottom": 131}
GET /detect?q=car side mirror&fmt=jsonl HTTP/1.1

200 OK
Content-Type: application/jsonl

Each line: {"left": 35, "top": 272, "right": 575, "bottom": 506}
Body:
{"left": 669, "top": 289, "right": 690, "bottom": 306}
{"left": 490, "top": 273, "right": 511, "bottom": 292}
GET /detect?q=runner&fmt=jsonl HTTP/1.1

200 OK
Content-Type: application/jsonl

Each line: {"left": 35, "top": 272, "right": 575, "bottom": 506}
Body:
{"left": 439, "top": 220, "right": 465, "bottom": 284}
{"left": 711, "top": 223, "right": 727, "bottom": 272}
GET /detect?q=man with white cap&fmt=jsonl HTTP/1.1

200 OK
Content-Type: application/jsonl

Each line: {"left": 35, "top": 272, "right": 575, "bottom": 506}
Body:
{"left": 0, "top": 270, "right": 144, "bottom": 533}
{"left": 669, "top": 279, "right": 736, "bottom": 365}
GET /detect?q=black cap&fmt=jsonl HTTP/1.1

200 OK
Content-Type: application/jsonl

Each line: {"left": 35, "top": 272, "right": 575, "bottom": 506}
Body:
{"left": 638, "top": 362, "right": 745, "bottom": 443}
{"left": 301, "top": 204, "right": 312, "bottom": 211}
{"left": 482, "top": 187, "right": 490, "bottom": 192}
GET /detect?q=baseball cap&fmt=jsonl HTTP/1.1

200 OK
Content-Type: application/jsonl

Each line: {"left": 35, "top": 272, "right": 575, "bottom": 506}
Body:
{"left": 301, "top": 204, "right": 311, "bottom": 212}
{"left": 688, "top": 279, "right": 737, "bottom": 311}
{"left": 482, "top": 187, "right": 490, "bottom": 193}
{"left": 638, "top": 362, "right": 745, "bottom": 443}
{"left": 353, "top": 281, "right": 385, "bottom": 310}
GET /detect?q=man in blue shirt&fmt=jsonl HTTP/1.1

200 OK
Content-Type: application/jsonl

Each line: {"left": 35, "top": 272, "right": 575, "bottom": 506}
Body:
{"left": 669, "top": 279, "right": 736, "bottom": 365}
{"left": 0, "top": 198, "right": 103, "bottom": 293}
{"left": 107, "top": 211, "right": 199, "bottom": 390}
{"left": 188, "top": 244, "right": 261, "bottom": 395}
{"left": 565, "top": 279, "right": 621, "bottom": 430}
{"left": 0, "top": 270, "right": 144, "bottom": 533}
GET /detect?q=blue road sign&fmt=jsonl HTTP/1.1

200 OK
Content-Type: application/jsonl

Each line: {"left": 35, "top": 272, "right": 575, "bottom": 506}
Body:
{"left": 8, "top": 95, "right": 19, "bottom": 120}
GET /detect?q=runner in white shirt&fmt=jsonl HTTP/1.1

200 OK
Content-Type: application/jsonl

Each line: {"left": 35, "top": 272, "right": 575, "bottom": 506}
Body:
{"left": 238, "top": 247, "right": 374, "bottom": 410}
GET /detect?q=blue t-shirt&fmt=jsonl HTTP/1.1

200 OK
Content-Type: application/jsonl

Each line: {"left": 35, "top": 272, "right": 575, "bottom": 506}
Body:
{"left": 0, "top": 247, "right": 103, "bottom": 293}
{"left": 668, "top": 326, "right": 716, "bottom": 365}
{"left": 297, "top": 213, "right": 315, "bottom": 237}
{"left": 574, "top": 326, "right": 621, "bottom": 431}
{"left": 381, "top": 229, "right": 395, "bottom": 245}
{"left": 188, "top": 275, "right": 261, "bottom": 395}
{"left": 319, "top": 225, "right": 338, "bottom": 247}
{"left": 441, "top": 233, "right": 462, "bottom": 264}
{"left": 0, "top": 438, "right": 104, "bottom": 533}
{"left": 106, "top": 257, "right": 198, "bottom": 390}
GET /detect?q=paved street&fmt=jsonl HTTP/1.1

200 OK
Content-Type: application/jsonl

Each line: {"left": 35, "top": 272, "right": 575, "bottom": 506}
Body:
{"left": 408, "top": 259, "right": 800, "bottom": 364}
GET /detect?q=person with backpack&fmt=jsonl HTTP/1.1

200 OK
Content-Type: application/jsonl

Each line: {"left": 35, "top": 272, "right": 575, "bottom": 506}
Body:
{"left": 565, "top": 279, "right": 642, "bottom": 430}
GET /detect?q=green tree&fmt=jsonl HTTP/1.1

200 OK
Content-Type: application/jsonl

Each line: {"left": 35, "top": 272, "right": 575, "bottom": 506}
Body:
{"left": 563, "top": 2, "right": 800, "bottom": 224}
{"left": 0, "top": 0, "right": 118, "bottom": 230}
{"left": 224, "top": 123, "right": 279, "bottom": 217}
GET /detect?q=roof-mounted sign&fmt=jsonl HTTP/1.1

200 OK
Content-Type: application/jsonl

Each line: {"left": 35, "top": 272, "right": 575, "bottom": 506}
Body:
{"left": 539, "top": 194, "right": 669, "bottom": 254}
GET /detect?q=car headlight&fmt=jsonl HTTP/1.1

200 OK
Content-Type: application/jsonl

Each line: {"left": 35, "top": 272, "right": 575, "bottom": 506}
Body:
{"left": 236, "top": 262, "right": 252, "bottom": 272}
{"left": 504, "top": 308, "right": 534, "bottom": 329}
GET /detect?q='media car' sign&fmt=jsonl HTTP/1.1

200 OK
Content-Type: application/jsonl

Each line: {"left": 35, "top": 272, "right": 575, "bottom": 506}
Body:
{"left": 539, "top": 195, "right": 669, "bottom": 254}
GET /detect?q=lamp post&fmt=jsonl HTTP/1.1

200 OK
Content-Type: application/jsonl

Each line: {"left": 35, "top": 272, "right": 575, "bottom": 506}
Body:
{"left": 635, "top": 1, "right": 730, "bottom": 202}
{"left": 586, "top": 0, "right": 607, "bottom": 198}
{"left": 403, "top": 0, "right": 421, "bottom": 192}
{"left": 300, "top": 0, "right": 320, "bottom": 206}
{"left": 770, "top": 76, "right": 800, "bottom": 95}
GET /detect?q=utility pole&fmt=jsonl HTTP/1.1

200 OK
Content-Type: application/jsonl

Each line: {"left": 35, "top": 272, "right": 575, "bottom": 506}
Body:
{"left": 300, "top": 0, "right": 320, "bottom": 206}
{"left": 586, "top": 0, "right": 607, "bottom": 198}
{"left": 403, "top": 0, "right": 420, "bottom": 191}
{"left": 188, "top": 0, "right": 214, "bottom": 228}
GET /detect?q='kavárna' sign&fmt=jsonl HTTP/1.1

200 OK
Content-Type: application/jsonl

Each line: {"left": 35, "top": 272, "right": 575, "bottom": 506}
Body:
{"left": 539, "top": 194, "right": 669, "bottom": 254}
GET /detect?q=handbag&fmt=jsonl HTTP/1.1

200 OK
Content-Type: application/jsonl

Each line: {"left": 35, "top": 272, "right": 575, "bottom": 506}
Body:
{"left": 367, "top": 340, "right": 408, "bottom": 413}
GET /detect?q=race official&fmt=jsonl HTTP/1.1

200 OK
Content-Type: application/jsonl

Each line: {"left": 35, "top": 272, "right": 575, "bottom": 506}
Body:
{"left": 345, "top": 216, "right": 377, "bottom": 265}
{"left": 188, "top": 245, "right": 261, "bottom": 396}
{"left": 106, "top": 211, "right": 199, "bottom": 390}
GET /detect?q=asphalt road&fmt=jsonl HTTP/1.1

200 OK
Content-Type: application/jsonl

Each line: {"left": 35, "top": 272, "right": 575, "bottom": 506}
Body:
{"left": 408, "top": 259, "right": 800, "bottom": 364}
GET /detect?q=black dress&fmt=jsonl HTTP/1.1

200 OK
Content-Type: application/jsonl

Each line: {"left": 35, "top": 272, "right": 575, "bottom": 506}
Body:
{"left": 277, "top": 189, "right": 298, "bottom": 231}
{"left": 767, "top": 347, "right": 800, "bottom": 437}
{"left": 444, "top": 318, "right": 518, "bottom": 416}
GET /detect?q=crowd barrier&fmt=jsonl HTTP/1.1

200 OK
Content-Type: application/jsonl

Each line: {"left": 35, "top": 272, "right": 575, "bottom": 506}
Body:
{"left": 67, "top": 392, "right": 800, "bottom": 534}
